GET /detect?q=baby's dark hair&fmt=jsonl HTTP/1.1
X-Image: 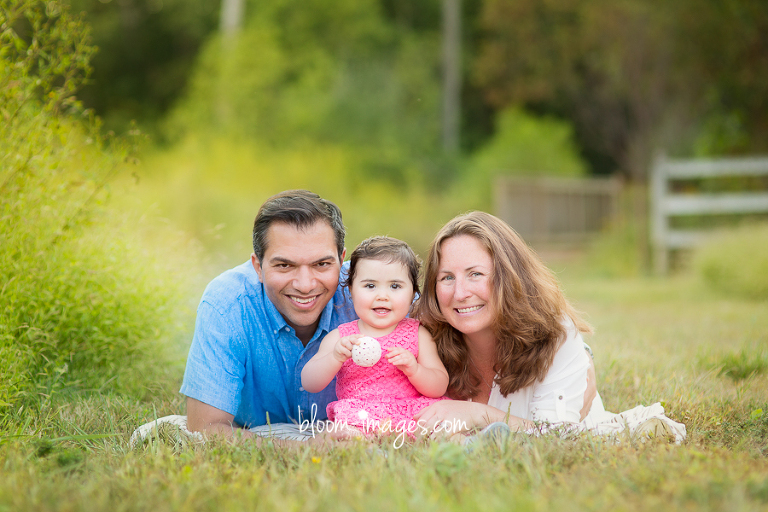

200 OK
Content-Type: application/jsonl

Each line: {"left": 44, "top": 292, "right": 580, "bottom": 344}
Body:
{"left": 345, "top": 236, "right": 421, "bottom": 295}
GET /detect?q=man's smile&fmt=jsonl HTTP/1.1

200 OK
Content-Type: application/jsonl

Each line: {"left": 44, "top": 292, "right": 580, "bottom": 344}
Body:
{"left": 289, "top": 295, "right": 320, "bottom": 306}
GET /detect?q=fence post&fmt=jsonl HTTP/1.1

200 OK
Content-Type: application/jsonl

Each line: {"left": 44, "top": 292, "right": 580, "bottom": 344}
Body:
{"left": 650, "top": 153, "right": 668, "bottom": 274}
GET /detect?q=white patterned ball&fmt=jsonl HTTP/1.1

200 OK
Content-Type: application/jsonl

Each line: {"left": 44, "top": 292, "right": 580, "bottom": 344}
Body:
{"left": 352, "top": 336, "right": 382, "bottom": 367}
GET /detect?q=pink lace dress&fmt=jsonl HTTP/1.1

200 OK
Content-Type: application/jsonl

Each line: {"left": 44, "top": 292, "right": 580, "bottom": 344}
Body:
{"left": 326, "top": 318, "right": 448, "bottom": 434}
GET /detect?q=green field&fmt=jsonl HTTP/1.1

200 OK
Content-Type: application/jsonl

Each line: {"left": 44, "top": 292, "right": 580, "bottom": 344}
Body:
{"left": 1, "top": 270, "right": 766, "bottom": 512}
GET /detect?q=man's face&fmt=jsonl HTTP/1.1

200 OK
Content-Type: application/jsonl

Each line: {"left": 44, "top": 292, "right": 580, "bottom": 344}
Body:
{"left": 252, "top": 221, "right": 344, "bottom": 342}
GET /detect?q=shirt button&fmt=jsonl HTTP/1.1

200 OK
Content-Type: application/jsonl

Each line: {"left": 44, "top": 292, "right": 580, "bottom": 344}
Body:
{"left": 299, "top": 387, "right": 305, "bottom": 392}
{"left": 558, "top": 395, "right": 564, "bottom": 400}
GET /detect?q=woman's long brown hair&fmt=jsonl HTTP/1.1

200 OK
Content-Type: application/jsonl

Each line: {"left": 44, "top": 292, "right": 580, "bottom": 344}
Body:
{"left": 414, "top": 211, "right": 592, "bottom": 400}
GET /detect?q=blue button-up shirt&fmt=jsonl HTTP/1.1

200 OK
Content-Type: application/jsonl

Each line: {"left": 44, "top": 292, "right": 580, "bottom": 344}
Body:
{"left": 180, "top": 261, "right": 356, "bottom": 428}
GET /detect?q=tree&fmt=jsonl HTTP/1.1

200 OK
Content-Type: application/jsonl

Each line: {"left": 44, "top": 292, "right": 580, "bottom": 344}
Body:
{"left": 473, "top": 0, "right": 768, "bottom": 180}
{"left": 67, "top": 0, "right": 219, "bottom": 133}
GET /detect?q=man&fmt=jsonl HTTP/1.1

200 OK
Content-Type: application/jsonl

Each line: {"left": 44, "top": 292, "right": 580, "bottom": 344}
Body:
{"left": 180, "top": 190, "right": 356, "bottom": 438}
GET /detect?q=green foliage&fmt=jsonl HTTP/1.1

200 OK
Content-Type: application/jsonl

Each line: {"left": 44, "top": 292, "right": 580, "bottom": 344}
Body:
{"left": 1, "top": 0, "right": 96, "bottom": 408}
{"left": 715, "top": 350, "right": 768, "bottom": 381}
{"left": 693, "top": 109, "right": 751, "bottom": 157}
{"left": 454, "top": 107, "right": 588, "bottom": 211}
{"left": 130, "top": 135, "right": 461, "bottom": 266}
{"left": 1, "top": 0, "right": 95, "bottom": 115}
{"left": 133, "top": 0, "right": 464, "bottom": 264}
{"left": 0, "top": 0, "right": 193, "bottom": 412}
{"left": 45, "top": 0, "right": 768, "bottom": 186}
{"left": 678, "top": 0, "right": 768, "bottom": 156}
{"left": 473, "top": 0, "right": 768, "bottom": 179}
{"left": 469, "top": 107, "right": 587, "bottom": 177}
{"left": 67, "top": 0, "right": 219, "bottom": 133}
{"left": 165, "top": 0, "right": 444, "bottom": 184}
{"left": 693, "top": 223, "right": 768, "bottom": 300}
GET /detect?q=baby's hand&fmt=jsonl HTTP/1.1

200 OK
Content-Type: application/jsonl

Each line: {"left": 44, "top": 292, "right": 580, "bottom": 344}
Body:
{"left": 386, "top": 347, "right": 418, "bottom": 377}
{"left": 333, "top": 334, "right": 364, "bottom": 363}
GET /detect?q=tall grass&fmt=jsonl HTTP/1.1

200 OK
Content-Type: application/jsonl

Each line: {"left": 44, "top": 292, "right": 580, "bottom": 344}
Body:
{"left": 0, "top": 0, "right": 198, "bottom": 426}
{"left": 693, "top": 223, "right": 768, "bottom": 300}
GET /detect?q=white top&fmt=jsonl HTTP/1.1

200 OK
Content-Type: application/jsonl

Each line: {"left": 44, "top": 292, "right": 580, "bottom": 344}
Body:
{"left": 482, "top": 319, "right": 686, "bottom": 443}
{"left": 487, "top": 318, "right": 591, "bottom": 424}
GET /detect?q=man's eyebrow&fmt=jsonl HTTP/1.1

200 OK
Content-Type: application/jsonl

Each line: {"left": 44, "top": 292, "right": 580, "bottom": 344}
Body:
{"left": 269, "top": 255, "right": 336, "bottom": 265}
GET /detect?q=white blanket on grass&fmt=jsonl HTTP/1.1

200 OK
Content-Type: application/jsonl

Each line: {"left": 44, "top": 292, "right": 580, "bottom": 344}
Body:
{"left": 129, "top": 402, "right": 685, "bottom": 446}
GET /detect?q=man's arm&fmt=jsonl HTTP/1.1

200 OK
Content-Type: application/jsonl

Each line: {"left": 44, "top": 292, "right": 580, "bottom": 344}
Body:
{"left": 187, "top": 397, "right": 345, "bottom": 445}
{"left": 186, "top": 397, "right": 254, "bottom": 439}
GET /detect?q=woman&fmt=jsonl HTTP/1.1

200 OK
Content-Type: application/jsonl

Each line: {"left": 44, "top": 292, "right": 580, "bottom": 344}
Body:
{"left": 413, "top": 211, "right": 684, "bottom": 442}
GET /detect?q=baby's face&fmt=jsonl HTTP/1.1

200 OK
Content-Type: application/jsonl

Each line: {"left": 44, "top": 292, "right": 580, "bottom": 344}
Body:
{"left": 350, "top": 258, "right": 415, "bottom": 337}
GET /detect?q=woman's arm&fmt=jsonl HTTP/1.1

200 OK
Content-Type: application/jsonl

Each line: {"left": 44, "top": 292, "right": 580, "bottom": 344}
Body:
{"left": 413, "top": 400, "right": 532, "bottom": 434}
{"left": 387, "top": 326, "right": 449, "bottom": 398}
{"left": 301, "top": 330, "right": 362, "bottom": 393}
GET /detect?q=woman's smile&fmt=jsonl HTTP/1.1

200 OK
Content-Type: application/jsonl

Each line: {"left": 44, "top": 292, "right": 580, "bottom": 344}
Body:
{"left": 456, "top": 305, "right": 484, "bottom": 314}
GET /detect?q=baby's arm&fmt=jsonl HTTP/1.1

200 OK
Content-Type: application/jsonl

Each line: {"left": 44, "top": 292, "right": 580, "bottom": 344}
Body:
{"left": 301, "top": 329, "right": 362, "bottom": 393}
{"left": 386, "top": 326, "right": 449, "bottom": 398}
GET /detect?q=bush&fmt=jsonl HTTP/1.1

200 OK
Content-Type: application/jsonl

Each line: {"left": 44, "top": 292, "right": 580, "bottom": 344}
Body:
{"left": 468, "top": 107, "right": 588, "bottom": 179}
{"left": 454, "top": 107, "right": 589, "bottom": 211}
{"left": 0, "top": 0, "right": 193, "bottom": 414}
{"left": 693, "top": 223, "right": 768, "bottom": 300}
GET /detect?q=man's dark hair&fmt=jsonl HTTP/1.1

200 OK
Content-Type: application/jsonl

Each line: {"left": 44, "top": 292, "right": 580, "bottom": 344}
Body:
{"left": 252, "top": 190, "right": 345, "bottom": 262}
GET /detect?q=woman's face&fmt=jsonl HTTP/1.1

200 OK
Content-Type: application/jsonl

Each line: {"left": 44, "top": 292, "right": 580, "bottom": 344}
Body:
{"left": 435, "top": 234, "right": 494, "bottom": 341}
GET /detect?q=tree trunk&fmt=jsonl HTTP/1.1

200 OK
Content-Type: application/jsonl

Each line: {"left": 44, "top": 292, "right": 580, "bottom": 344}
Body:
{"left": 442, "top": 0, "right": 461, "bottom": 153}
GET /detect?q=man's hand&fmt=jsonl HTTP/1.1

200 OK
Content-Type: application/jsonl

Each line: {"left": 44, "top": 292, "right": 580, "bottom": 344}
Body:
{"left": 186, "top": 397, "right": 253, "bottom": 439}
{"left": 580, "top": 354, "right": 598, "bottom": 421}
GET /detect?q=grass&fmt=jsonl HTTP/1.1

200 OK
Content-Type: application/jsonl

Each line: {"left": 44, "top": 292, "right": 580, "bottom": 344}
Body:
{"left": 693, "top": 222, "right": 768, "bottom": 300}
{"left": 1, "top": 270, "right": 766, "bottom": 512}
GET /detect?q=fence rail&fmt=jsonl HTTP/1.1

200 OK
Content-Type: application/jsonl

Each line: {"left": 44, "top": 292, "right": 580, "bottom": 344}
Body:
{"left": 650, "top": 154, "right": 768, "bottom": 273}
{"left": 494, "top": 176, "right": 622, "bottom": 246}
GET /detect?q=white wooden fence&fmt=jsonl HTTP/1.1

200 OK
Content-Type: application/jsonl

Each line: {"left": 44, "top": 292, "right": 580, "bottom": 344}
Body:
{"left": 650, "top": 155, "right": 768, "bottom": 273}
{"left": 494, "top": 176, "right": 622, "bottom": 246}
